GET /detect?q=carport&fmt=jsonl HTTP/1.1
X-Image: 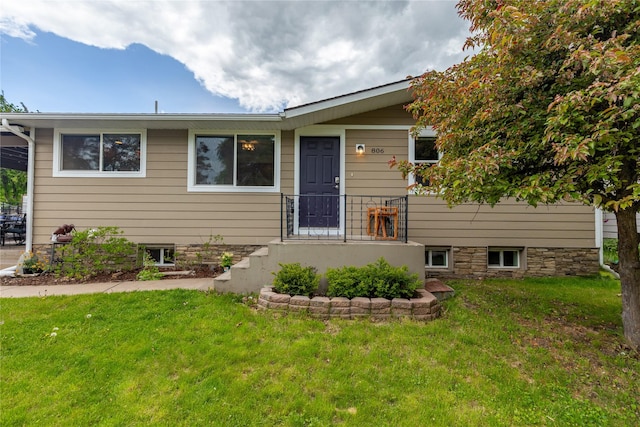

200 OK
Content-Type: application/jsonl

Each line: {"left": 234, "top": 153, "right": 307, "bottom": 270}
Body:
{"left": 0, "top": 119, "right": 34, "bottom": 252}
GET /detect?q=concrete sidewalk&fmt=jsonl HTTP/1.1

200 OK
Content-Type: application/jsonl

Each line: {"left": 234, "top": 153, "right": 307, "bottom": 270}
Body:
{"left": 0, "top": 277, "right": 214, "bottom": 298}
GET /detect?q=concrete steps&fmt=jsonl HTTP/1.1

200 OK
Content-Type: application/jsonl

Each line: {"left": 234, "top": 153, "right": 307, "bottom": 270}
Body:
{"left": 212, "top": 246, "right": 270, "bottom": 293}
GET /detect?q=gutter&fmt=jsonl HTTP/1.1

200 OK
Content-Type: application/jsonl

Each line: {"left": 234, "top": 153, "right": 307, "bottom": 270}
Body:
{"left": 1, "top": 118, "right": 34, "bottom": 254}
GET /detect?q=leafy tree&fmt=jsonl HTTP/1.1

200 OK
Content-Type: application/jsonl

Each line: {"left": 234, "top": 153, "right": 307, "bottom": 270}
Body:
{"left": 0, "top": 91, "right": 28, "bottom": 208}
{"left": 393, "top": 0, "right": 640, "bottom": 349}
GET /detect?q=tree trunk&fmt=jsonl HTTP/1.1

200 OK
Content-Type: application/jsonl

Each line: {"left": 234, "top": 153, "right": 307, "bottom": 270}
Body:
{"left": 615, "top": 207, "right": 640, "bottom": 350}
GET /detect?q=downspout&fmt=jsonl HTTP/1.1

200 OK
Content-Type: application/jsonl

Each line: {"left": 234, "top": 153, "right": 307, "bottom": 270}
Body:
{"left": 595, "top": 207, "right": 619, "bottom": 278}
{"left": 595, "top": 208, "right": 604, "bottom": 266}
{"left": 1, "top": 119, "right": 35, "bottom": 253}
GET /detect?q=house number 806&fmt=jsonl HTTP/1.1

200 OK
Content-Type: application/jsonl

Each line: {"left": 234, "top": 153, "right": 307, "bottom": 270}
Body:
{"left": 371, "top": 148, "right": 385, "bottom": 154}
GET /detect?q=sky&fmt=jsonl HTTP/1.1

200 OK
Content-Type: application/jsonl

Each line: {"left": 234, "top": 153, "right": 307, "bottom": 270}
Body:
{"left": 0, "top": 0, "right": 471, "bottom": 114}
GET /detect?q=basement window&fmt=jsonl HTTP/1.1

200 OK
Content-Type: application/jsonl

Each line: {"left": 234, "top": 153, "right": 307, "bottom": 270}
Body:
{"left": 142, "top": 245, "right": 176, "bottom": 266}
{"left": 426, "top": 248, "right": 449, "bottom": 268}
{"left": 488, "top": 248, "right": 520, "bottom": 268}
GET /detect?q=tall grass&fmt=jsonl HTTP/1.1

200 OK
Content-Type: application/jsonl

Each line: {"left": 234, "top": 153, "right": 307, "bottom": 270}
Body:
{"left": 1, "top": 274, "right": 638, "bottom": 426}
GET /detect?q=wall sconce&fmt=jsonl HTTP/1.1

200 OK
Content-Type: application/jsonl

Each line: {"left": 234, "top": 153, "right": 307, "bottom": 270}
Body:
{"left": 355, "top": 144, "right": 365, "bottom": 155}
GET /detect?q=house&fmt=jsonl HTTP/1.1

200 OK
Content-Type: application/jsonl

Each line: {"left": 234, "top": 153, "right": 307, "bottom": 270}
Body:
{"left": 0, "top": 80, "right": 600, "bottom": 290}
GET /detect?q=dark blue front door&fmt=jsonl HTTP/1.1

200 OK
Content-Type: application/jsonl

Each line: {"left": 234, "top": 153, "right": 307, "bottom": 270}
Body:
{"left": 300, "top": 136, "right": 340, "bottom": 228}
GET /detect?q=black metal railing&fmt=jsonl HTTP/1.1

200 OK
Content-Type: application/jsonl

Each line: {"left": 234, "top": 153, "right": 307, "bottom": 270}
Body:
{"left": 280, "top": 194, "right": 408, "bottom": 243}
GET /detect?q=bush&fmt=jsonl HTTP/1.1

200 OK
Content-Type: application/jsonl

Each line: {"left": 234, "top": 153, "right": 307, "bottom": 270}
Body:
{"left": 272, "top": 263, "right": 319, "bottom": 297}
{"left": 327, "top": 258, "right": 421, "bottom": 299}
{"left": 54, "top": 226, "right": 137, "bottom": 279}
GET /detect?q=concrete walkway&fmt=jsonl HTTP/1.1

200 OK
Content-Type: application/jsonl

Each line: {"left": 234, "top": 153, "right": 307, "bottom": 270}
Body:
{"left": 1, "top": 245, "right": 216, "bottom": 298}
{"left": 0, "top": 277, "right": 214, "bottom": 298}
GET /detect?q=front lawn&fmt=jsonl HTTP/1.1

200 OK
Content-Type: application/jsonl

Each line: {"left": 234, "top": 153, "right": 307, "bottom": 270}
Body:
{"left": 1, "top": 274, "right": 638, "bottom": 426}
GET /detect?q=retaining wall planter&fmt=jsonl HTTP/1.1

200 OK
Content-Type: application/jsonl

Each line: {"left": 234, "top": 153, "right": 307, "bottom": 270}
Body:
{"left": 257, "top": 287, "right": 441, "bottom": 321}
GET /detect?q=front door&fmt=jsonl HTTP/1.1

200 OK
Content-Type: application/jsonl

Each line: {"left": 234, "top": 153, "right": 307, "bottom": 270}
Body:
{"left": 299, "top": 136, "right": 340, "bottom": 228}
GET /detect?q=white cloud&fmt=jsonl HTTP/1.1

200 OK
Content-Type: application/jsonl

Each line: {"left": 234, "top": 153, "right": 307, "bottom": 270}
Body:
{"left": 0, "top": 0, "right": 470, "bottom": 112}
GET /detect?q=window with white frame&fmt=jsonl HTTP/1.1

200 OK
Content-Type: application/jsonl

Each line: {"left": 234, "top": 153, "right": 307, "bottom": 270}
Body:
{"left": 409, "top": 130, "right": 441, "bottom": 188}
{"left": 188, "top": 131, "right": 279, "bottom": 192}
{"left": 143, "top": 245, "right": 175, "bottom": 266}
{"left": 426, "top": 248, "right": 449, "bottom": 268}
{"left": 488, "top": 248, "right": 521, "bottom": 268}
{"left": 54, "top": 130, "right": 146, "bottom": 177}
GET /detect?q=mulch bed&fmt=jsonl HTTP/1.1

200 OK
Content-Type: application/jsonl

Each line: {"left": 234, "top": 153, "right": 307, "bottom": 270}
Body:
{"left": 0, "top": 265, "right": 222, "bottom": 287}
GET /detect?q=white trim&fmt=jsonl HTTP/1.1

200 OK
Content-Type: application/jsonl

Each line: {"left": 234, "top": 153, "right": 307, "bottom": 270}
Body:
{"left": 408, "top": 127, "right": 438, "bottom": 193}
{"left": 425, "top": 248, "right": 449, "bottom": 269}
{"left": 294, "top": 126, "right": 346, "bottom": 234}
{"left": 487, "top": 248, "right": 521, "bottom": 269}
{"left": 53, "top": 129, "right": 147, "bottom": 178}
{"left": 595, "top": 208, "right": 604, "bottom": 265}
{"left": 187, "top": 129, "right": 281, "bottom": 193}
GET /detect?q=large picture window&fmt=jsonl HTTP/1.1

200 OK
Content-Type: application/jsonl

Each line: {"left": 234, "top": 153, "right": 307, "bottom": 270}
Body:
{"left": 189, "top": 131, "right": 279, "bottom": 192}
{"left": 54, "top": 130, "right": 146, "bottom": 177}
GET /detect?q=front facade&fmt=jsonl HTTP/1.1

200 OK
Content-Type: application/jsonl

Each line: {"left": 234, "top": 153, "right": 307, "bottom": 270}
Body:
{"left": 0, "top": 80, "right": 600, "bottom": 278}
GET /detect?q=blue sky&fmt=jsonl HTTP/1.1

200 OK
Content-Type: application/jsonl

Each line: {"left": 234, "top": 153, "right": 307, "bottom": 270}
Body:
{"left": 0, "top": 1, "right": 470, "bottom": 114}
{"left": 1, "top": 32, "right": 246, "bottom": 113}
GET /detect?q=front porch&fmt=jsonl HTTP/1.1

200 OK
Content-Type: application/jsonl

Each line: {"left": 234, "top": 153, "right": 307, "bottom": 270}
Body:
{"left": 213, "top": 238, "right": 425, "bottom": 294}
{"left": 281, "top": 194, "right": 409, "bottom": 242}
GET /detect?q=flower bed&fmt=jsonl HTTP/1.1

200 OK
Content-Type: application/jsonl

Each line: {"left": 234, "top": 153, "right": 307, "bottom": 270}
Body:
{"left": 257, "top": 286, "right": 441, "bottom": 321}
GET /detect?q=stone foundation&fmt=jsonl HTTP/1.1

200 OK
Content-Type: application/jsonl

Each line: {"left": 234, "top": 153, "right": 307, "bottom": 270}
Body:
{"left": 426, "top": 246, "right": 600, "bottom": 279}
{"left": 257, "top": 287, "right": 441, "bottom": 321}
{"left": 175, "top": 244, "right": 262, "bottom": 266}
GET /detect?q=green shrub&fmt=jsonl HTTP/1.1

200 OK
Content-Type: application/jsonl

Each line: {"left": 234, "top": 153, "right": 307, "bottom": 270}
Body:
{"left": 54, "top": 226, "right": 137, "bottom": 279}
{"left": 272, "top": 263, "right": 319, "bottom": 297}
{"left": 327, "top": 258, "right": 421, "bottom": 299}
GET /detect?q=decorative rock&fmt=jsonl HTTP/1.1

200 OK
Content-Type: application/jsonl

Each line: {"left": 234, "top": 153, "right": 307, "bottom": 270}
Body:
{"left": 330, "top": 297, "right": 350, "bottom": 316}
{"left": 269, "top": 293, "right": 291, "bottom": 304}
{"left": 267, "top": 301, "right": 289, "bottom": 310}
{"left": 310, "top": 296, "right": 331, "bottom": 307}
{"left": 257, "top": 288, "right": 441, "bottom": 323}
{"left": 391, "top": 298, "right": 412, "bottom": 317}
{"left": 289, "top": 295, "right": 311, "bottom": 307}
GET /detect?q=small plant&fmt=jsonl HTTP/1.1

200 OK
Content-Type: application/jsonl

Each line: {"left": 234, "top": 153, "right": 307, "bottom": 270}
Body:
{"left": 195, "top": 233, "right": 224, "bottom": 264}
{"left": 19, "top": 251, "right": 48, "bottom": 274}
{"left": 272, "top": 263, "right": 319, "bottom": 297}
{"left": 136, "top": 251, "right": 164, "bottom": 281}
{"left": 220, "top": 252, "right": 234, "bottom": 269}
{"left": 326, "top": 257, "right": 421, "bottom": 299}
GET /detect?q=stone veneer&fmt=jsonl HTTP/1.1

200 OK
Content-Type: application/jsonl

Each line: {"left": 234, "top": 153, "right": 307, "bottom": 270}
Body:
{"left": 426, "top": 246, "right": 600, "bottom": 279}
{"left": 174, "top": 244, "right": 262, "bottom": 266}
{"left": 257, "top": 287, "right": 441, "bottom": 321}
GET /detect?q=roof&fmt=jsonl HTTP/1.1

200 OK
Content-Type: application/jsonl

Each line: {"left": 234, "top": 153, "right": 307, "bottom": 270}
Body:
{"left": 0, "top": 79, "right": 413, "bottom": 132}
{"left": 0, "top": 80, "right": 414, "bottom": 171}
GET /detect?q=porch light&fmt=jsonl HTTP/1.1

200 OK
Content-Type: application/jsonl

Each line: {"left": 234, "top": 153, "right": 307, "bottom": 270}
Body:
{"left": 356, "top": 144, "right": 365, "bottom": 155}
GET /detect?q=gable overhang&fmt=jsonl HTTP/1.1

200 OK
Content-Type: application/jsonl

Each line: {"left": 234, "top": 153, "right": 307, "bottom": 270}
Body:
{"left": 281, "top": 79, "right": 412, "bottom": 129}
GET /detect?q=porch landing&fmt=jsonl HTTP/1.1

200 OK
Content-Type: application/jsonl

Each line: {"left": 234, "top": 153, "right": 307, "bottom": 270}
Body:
{"left": 212, "top": 239, "right": 425, "bottom": 294}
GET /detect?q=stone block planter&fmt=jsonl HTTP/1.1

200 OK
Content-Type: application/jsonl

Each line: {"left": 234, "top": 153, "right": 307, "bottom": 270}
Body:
{"left": 257, "top": 287, "right": 441, "bottom": 321}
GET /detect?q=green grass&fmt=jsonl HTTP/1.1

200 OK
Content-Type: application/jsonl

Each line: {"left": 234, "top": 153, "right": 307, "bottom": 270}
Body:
{"left": 1, "top": 274, "right": 638, "bottom": 426}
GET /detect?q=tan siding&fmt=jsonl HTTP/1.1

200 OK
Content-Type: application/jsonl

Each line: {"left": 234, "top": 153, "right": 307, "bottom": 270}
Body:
{"left": 29, "top": 122, "right": 595, "bottom": 249}
{"left": 345, "top": 129, "right": 408, "bottom": 196}
{"left": 31, "top": 127, "right": 289, "bottom": 245}
{"left": 408, "top": 198, "right": 595, "bottom": 248}
{"left": 342, "top": 128, "right": 595, "bottom": 248}
{"left": 324, "top": 104, "right": 414, "bottom": 126}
